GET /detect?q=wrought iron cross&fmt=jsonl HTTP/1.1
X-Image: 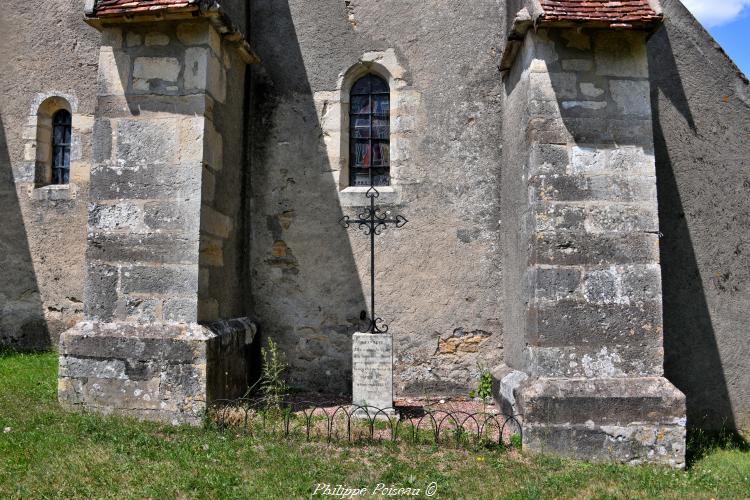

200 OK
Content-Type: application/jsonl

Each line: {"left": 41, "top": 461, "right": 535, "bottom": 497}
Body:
{"left": 339, "top": 185, "right": 408, "bottom": 334}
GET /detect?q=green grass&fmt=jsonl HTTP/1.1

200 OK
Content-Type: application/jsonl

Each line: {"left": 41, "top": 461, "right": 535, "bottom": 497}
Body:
{"left": 1, "top": 351, "right": 749, "bottom": 499}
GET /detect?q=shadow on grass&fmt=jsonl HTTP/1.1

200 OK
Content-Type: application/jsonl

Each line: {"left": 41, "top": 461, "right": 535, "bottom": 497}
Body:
{"left": 0, "top": 346, "right": 52, "bottom": 358}
{"left": 687, "top": 426, "right": 749, "bottom": 467}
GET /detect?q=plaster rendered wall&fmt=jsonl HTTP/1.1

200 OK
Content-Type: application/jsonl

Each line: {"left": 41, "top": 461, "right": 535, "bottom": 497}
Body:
{"left": 648, "top": 0, "right": 750, "bottom": 431}
{"left": 248, "top": 0, "right": 506, "bottom": 395}
{"left": 0, "top": 0, "right": 99, "bottom": 349}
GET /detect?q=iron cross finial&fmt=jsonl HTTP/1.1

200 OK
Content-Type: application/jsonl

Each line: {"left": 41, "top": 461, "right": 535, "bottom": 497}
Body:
{"left": 339, "top": 184, "right": 408, "bottom": 334}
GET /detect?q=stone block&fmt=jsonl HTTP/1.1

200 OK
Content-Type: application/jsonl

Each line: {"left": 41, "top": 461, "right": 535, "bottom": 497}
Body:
{"left": 206, "top": 53, "right": 226, "bottom": 103}
{"left": 201, "top": 167, "right": 216, "bottom": 203}
{"left": 523, "top": 423, "right": 685, "bottom": 468}
{"left": 120, "top": 296, "right": 161, "bottom": 323}
{"left": 529, "top": 143, "right": 569, "bottom": 176}
{"left": 98, "top": 47, "right": 129, "bottom": 97}
{"left": 198, "top": 298, "right": 219, "bottom": 321}
{"left": 176, "top": 22, "right": 210, "bottom": 45}
{"left": 608, "top": 119, "right": 655, "bottom": 145}
{"left": 352, "top": 332, "right": 394, "bottom": 411}
{"left": 561, "top": 30, "right": 591, "bottom": 50}
{"left": 145, "top": 32, "right": 170, "bottom": 46}
{"left": 527, "top": 99, "right": 561, "bottom": 117}
{"left": 132, "top": 57, "right": 181, "bottom": 90}
{"left": 88, "top": 201, "right": 142, "bottom": 232}
{"left": 532, "top": 203, "right": 586, "bottom": 233}
{"left": 561, "top": 100, "right": 608, "bottom": 114}
{"left": 200, "top": 206, "right": 233, "bottom": 239}
{"left": 96, "top": 94, "right": 209, "bottom": 118}
{"left": 610, "top": 80, "right": 651, "bottom": 117}
{"left": 583, "top": 205, "right": 659, "bottom": 234}
{"left": 530, "top": 231, "right": 660, "bottom": 266}
{"left": 526, "top": 116, "right": 571, "bottom": 144}
{"left": 91, "top": 118, "right": 112, "bottom": 163}
{"left": 580, "top": 82, "right": 605, "bottom": 98}
{"left": 528, "top": 72, "right": 557, "bottom": 101}
{"left": 549, "top": 72, "right": 578, "bottom": 99}
{"left": 594, "top": 31, "right": 649, "bottom": 78}
{"left": 126, "top": 32, "right": 142, "bottom": 47}
{"left": 529, "top": 300, "right": 663, "bottom": 346}
{"left": 163, "top": 297, "right": 198, "bottom": 323}
{"left": 184, "top": 47, "right": 209, "bottom": 92}
{"left": 527, "top": 266, "right": 582, "bottom": 301}
{"left": 561, "top": 117, "right": 612, "bottom": 143}
{"left": 84, "top": 262, "right": 118, "bottom": 321}
{"left": 120, "top": 264, "right": 199, "bottom": 295}
{"left": 59, "top": 323, "right": 198, "bottom": 361}
{"left": 203, "top": 121, "right": 223, "bottom": 170}
{"left": 199, "top": 236, "right": 224, "bottom": 267}
{"left": 90, "top": 162, "right": 202, "bottom": 200}
{"left": 87, "top": 231, "right": 199, "bottom": 264}
{"left": 178, "top": 116, "right": 206, "bottom": 164}
{"left": 608, "top": 146, "right": 654, "bottom": 173}
{"left": 526, "top": 344, "right": 663, "bottom": 378}
{"left": 116, "top": 119, "right": 179, "bottom": 166}
{"left": 528, "top": 174, "right": 656, "bottom": 204}
{"left": 101, "top": 27, "right": 123, "bottom": 49}
{"left": 59, "top": 356, "right": 127, "bottom": 379}
{"left": 143, "top": 199, "right": 201, "bottom": 231}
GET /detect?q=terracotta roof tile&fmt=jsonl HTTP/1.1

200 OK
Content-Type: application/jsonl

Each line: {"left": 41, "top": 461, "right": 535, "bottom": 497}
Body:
{"left": 540, "top": 0, "right": 661, "bottom": 24}
{"left": 93, "top": 0, "right": 199, "bottom": 17}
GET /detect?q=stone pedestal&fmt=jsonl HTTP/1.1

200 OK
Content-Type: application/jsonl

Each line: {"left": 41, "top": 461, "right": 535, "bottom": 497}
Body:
{"left": 352, "top": 332, "right": 396, "bottom": 417}
{"left": 59, "top": 319, "right": 256, "bottom": 425}
{"left": 494, "top": 367, "right": 686, "bottom": 467}
{"left": 498, "top": 15, "right": 686, "bottom": 467}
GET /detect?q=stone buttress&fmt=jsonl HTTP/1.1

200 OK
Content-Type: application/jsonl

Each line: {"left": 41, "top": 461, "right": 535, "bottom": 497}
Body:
{"left": 58, "top": 1, "right": 260, "bottom": 424}
{"left": 496, "top": 1, "right": 687, "bottom": 467}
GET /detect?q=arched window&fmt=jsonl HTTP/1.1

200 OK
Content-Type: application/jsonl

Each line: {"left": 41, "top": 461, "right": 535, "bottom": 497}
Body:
{"left": 350, "top": 74, "right": 390, "bottom": 187}
{"left": 51, "top": 109, "right": 72, "bottom": 185}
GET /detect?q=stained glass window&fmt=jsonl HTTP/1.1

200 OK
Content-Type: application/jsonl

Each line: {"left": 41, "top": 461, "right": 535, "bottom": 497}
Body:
{"left": 350, "top": 74, "right": 390, "bottom": 187}
{"left": 51, "top": 109, "right": 71, "bottom": 185}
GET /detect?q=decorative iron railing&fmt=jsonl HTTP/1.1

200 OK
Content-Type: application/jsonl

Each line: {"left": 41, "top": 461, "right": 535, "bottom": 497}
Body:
{"left": 208, "top": 398, "right": 523, "bottom": 449}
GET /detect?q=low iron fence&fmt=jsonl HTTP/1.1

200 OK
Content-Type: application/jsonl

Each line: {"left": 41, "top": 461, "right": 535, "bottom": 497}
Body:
{"left": 208, "top": 398, "right": 523, "bottom": 449}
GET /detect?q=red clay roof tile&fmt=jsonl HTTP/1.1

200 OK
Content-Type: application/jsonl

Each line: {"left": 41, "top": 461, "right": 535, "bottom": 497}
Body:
{"left": 93, "top": 0, "right": 199, "bottom": 17}
{"left": 540, "top": 0, "right": 661, "bottom": 24}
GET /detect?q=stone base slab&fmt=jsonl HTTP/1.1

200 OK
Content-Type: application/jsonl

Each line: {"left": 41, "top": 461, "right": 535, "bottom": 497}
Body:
{"left": 351, "top": 406, "right": 399, "bottom": 420}
{"left": 58, "top": 319, "right": 256, "bottom": 425}
{"left": 352, "top": 332, "right": 394, "bottom": 410}
{"left": 492, "top": 365, "right": 687, "bottom": 468}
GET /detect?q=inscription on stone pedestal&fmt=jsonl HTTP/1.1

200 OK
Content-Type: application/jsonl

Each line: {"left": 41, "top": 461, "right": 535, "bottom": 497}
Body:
{"left": 352, "top": 332, "right": 394, "bottom": 411}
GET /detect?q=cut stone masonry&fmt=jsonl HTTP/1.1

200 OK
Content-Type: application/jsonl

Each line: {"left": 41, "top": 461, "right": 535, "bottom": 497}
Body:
{"left": 497, "top": 1, "right": 686, "bottom": 468}
{"left": 58, "top": 6, "right": 259, "bottom": 424}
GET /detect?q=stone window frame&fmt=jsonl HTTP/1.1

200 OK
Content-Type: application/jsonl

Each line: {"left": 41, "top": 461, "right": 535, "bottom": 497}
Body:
{"left": 316, "top": 49, "right": 420, "bottom": 207}
{"left": 22, "top": 92, "right": 82, "bottom": 201}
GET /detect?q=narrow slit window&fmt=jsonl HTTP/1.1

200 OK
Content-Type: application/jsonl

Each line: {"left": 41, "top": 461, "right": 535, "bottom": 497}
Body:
{"left": 350, "top": 74, "right": 390, "bottom": 187}
{"left": 51, "top": 109, "right": 72, "bottom": 185}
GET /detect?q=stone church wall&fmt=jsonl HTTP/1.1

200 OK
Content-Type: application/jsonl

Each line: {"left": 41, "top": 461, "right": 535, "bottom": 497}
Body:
{"left": 247, "top": 0, "right": 506, "bottom": 395}
{"left": 0, "top": 0, "right": 100, "bottom": 349}
{"left": 649, "top": 0, "right": 750, "bottom": 430}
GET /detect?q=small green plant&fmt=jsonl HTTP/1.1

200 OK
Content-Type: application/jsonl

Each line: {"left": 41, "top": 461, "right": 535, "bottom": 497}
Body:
{"left": 509, "top": 433, "right": 522, "bottom": 450}
{"left": 469, "top": 365, "right": 493, "bottom": 412}
{"left": 259, "top": 338, "right": 289, "bottom": 411}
